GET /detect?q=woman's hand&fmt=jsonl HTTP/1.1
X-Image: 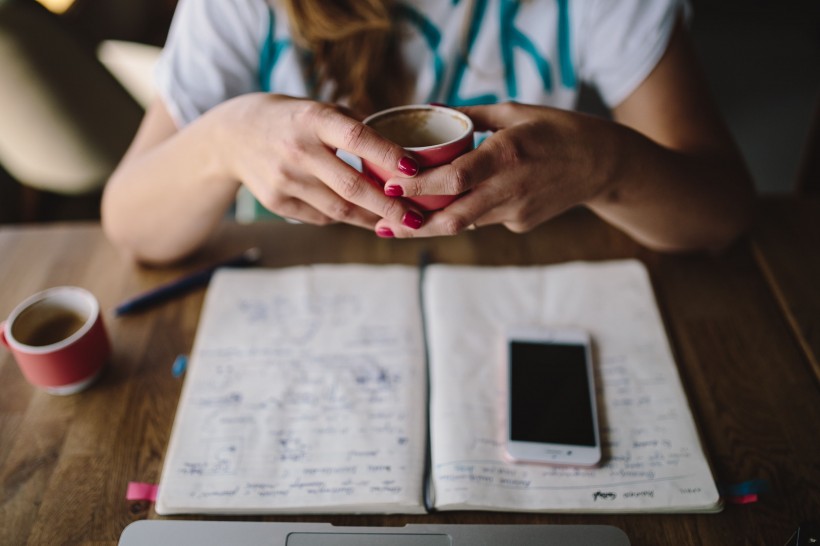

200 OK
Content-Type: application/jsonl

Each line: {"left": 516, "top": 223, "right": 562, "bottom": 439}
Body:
{"left": 372, "top": 20, "right": 755, "bottom": 253}
{"left": 373, "top": 95, "right": 753, "bottom": 253}
{"left": 103, "top": 94, "right": 427, "bottom": 264}
{"left": 373, "top": 102, "right": 613, "bottom": 236}
{"left": 217, "top": 93, "right": 425, "bottom": 230}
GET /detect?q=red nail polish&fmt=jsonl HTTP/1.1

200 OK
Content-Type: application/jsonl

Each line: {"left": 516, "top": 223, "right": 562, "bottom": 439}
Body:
{"left": 376, "top": 227, "right": 394, "bottom": 238}
{"left": 401, "top": 210, "right": 423, "bottom": 230}
{"left": 428, "top": 102, "right": 448, "bottom": 107}
{"left": 398, "top": 157, "right": 419, "bottom": 176}
{"left": 384, "top": 185, "right": 404, "bottom": 197}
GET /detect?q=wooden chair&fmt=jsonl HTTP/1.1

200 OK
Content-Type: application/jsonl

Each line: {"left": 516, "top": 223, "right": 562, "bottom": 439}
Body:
{"left": 0, "top": 0, "right": 143, "bottom": 221}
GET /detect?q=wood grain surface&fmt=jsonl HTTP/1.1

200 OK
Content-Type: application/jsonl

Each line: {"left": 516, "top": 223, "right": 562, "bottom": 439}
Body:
{"left": 1, "top": 203, "right": 818, "bottom": 546}
{"left": 751, "top": 196, "right": 820, "bottom": 384}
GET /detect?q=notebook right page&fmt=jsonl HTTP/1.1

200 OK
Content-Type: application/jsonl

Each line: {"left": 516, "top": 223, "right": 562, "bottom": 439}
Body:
{"left": 423, "top": 260, "right": 721, "bottom": 513}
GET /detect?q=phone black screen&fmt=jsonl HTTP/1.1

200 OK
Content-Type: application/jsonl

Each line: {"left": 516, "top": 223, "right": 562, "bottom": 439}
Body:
{"left": 509, "top": 341, "right": 596, "bottom": 446}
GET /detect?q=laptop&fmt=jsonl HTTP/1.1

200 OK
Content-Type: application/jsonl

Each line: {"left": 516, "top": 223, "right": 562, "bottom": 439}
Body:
{"left": 119, "top": 521, "right": 630, "bottom": 545}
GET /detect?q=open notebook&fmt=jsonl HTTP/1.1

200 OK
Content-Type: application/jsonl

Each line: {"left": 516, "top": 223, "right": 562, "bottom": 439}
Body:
{"left": 155, "top": 260, "right": 721, "bottom": 515}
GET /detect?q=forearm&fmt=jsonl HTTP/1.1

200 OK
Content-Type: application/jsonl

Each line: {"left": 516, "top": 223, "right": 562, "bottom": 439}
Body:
{"left": 102, "top": 105, "right": 240, "bottom": 265}
{"left": 586, "top": 120, "right": 756, "bottom": 253}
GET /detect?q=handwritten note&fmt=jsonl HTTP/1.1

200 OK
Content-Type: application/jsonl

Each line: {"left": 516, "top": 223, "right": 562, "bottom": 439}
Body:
{"left": 156, "top": 266, "right": 428, "bottom": 514}
{"left": 423, "top": 261, "right": 721, "bottom": 512}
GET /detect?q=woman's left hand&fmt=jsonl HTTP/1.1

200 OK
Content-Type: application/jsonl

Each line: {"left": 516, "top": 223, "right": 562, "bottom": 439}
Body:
{"left": 374, "top": 21, "right": 755, "bottom": 252}
{"left": 373, "top": 102, "right": 614, "bottom": 237}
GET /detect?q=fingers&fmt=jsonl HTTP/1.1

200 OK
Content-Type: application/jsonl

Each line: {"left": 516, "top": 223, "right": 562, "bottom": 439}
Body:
{"left": 457, "top": 102, "right": 537, "bottom": 131}
{"left": 371, "top": 133, "right": 513, "bottom": 237}
{"left": 282, "top": 175, "right": 382, "bottom": 229}
{"left": 246, "top": 150, "right": 382, "bottom": 229}
{"left": 373, "top": 181, "right": 506, "bottom": 238}
{"left": 367, "top": 103, "right": 573, "bottom": 239}
{"left": 301, "top": 105, "right": 429, "bottom": 230}
{"left": 236, "top": 98, "right": 430, "bottom": 231}
{"left": 304, "top": 147, "right": 424, "bottom": 227}
{"left": 269, "top": 196, "right": 336, "bottom": 226}
{"left": 381, "top": 135, "right": 506, "bottom": 199}
{"left": 313, "top": 106, "right": 420, "bottom": 180}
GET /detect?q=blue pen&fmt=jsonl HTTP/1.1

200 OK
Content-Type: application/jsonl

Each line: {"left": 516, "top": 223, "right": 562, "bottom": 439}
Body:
{"left": 114, "top": 247, "right": 261, "bottom": 316}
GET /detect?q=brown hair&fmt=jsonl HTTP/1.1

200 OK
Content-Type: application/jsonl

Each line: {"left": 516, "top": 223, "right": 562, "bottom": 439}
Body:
{"left": 279, "top": 0, "right": 408, "bottom": 115}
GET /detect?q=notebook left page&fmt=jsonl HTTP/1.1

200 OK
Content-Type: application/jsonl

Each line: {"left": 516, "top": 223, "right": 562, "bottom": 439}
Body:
{"left": 156, "top": 265, "right": 428, "bottom": 515}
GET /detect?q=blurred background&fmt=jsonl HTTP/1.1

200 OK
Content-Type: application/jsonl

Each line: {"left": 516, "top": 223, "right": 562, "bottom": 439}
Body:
{"left": 0, "top": 0, "right": 818, "bottom": 224}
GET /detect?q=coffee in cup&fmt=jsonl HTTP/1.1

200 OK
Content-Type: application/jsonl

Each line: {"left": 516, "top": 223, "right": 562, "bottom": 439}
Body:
{"left": 1, "top": 286, "right": 110, "bottom": 395}
{"left": 362, "top": 104, "right": 474, "bottom": 211}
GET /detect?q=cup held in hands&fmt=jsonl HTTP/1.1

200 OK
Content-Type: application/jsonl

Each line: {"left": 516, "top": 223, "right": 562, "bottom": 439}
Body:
{"left": 362, "top": 105, "right": 474, "bottom": 211}
{"left": 1, "top": 286, "right": 110, "bottom": 395}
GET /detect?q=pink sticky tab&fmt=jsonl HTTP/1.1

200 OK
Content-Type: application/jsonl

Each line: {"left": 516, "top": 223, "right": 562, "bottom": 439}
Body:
{"left": 726, "top": 493, "right": 758, "bottom": 504}
{"left": 126, "top": 481, "right": 159, "bottom": 502}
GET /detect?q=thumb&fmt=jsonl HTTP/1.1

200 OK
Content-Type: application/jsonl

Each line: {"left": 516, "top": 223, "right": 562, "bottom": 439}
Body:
{"left": 457, "top": 102, "right": 530, "bottom": 132}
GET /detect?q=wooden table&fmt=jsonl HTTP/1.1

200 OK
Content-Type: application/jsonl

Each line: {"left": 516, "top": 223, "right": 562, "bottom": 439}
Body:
{"left": 1, "top": 197, "right": 818, "bottom": 545}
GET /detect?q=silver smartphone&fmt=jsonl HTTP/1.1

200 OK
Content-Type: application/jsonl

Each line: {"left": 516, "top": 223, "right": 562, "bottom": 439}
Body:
{"left": 505, "top": 326, "right": 602, "bottom": 466}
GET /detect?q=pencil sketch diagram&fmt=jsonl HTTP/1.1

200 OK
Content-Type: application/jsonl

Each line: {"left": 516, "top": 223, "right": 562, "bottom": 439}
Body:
{"left": 208, "top": 438, "right": 242, "bottom": 475}
{"left": 177, "top": 437, "right": 243, "bottom": 477}
{"left": 271, "top": 432, "right": 309, "bottom": 463}
{"left": 257, "top": 351, "right": 413, "bottom": 463}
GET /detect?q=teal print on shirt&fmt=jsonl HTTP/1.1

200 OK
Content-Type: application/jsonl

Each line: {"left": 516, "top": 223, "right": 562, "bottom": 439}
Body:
{"left": 259, "top": 2, "right": 576, "bottom": 101}
{"left": 445, "top": 0, "right": 575, "bottom": 105}
{"left": 259, "top": 8, "right": 292, "bottom": 92}
{"left": 556, "top": 0, "right": 577, "bottom": 88}
{"left": 395, "top": 4, "right": 446, "bottom": 103}
{"left": 499, "top": 0, "right": 553, "bottom": 98}
{"left": 444, "top": 0, "right": 498, "bottom": 105}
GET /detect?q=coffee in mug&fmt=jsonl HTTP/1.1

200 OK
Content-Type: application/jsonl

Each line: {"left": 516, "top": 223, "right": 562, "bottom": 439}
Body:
{"left": 1, "top": 286, "right": 110, "bottom": 395}
{"left": 362, "top": 104, "right": 474, "bottom": 211}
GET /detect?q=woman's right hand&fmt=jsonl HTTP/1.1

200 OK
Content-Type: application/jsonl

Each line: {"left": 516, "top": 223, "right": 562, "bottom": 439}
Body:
{"left": 103, "top": 93, "right": 424, "bottom": 264}
{"left": 215, "top": 93, "right": 424, "bottom": 233}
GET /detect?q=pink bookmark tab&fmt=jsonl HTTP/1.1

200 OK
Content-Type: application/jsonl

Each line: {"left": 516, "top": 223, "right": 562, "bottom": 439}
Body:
{"left": 726, "top": 493, "right": 758, "bottom": 504}
{"left": 126, "top": 481, "right": 159, "bottom": 502}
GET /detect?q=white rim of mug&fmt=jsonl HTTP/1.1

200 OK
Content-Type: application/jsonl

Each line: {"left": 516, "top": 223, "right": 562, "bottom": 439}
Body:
{"left": 4, "top": 286, "right": 99, "bottom": 355}
{"left": 362, "top": 104, "right": 474, "bottom": 151}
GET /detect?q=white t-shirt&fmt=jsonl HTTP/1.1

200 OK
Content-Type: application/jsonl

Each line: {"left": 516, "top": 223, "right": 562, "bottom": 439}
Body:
{"left": 156, "top": 0, "right": 687, "bottom": 128}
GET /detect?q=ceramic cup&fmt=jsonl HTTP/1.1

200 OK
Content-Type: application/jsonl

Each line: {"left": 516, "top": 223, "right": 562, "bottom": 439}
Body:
{"left": 1, "top": 286, "right": 110, "bottom": 395}
{"left": 362, "top": 104, "right": 474, "bottom": 211}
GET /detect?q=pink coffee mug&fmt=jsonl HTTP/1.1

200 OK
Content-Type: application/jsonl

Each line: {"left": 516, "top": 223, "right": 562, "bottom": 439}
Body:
{"left": 1, "top": 286, "right": 110, "bottom": 395}
{"left": 362, "top": 104, "right": 474, "bottom": 211}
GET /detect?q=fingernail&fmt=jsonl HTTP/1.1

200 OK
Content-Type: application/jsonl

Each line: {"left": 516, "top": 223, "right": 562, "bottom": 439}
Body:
{"left": 376, "top": 227, "right": 395, "bottom": 238}
{"left": 398, "top": 156, "right": 419, "bottom": 176}
{"left": 384, "top": 184, "right": 404, "bottom": 197}
{"left": 429, "top": 102, "right": 448, "bottom": 107}
{"left": 401, "top": 210, "right": 423, "bottom": 230}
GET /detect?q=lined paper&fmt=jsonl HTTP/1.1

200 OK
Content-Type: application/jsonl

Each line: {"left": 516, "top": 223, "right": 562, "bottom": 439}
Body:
{"left": 424, "top": 261, "right": 720, "bottom": 512}
{"left": 156, "top": 266, "right": 428, "bottom": 514}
